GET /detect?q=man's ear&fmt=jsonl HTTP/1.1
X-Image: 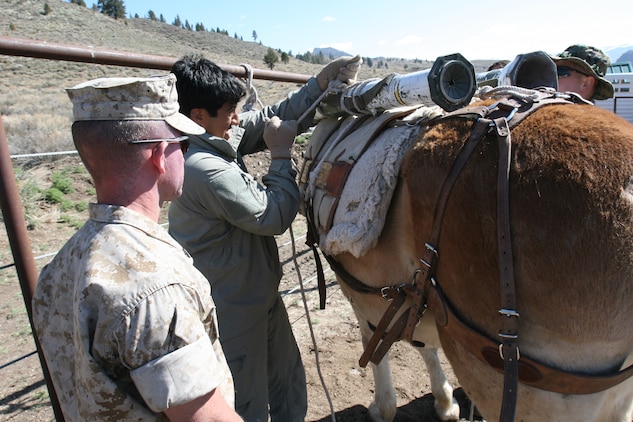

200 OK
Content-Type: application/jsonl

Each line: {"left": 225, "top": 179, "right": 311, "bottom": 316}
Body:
{"left": 189, "top": 108, "right": 206, "bottom": 125}
{"left": 583, "top": 76, "right": 598, "bottom": 94}
{"left": 150, "top": 142, "right": 168, "bottom": 175}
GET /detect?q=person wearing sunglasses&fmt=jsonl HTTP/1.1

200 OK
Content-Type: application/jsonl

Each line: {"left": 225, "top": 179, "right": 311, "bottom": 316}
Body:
{"left": 552, "top": 44, "right": 615, "bottom": 101}
{"left": 32, "top": 74, "right": 243, "bottom": 421}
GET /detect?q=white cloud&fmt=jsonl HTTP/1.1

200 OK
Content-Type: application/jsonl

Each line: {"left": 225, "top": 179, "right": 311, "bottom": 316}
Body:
{"left": 322, "top": 16, "right": 336, "bottom": 22}
{"left": 394, "top": 35, "right": 424, "bottom": 47}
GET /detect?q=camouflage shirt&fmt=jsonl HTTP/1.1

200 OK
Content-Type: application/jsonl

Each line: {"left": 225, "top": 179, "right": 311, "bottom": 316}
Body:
{"left": 32, "top": 204, "right": 234, "bottom": 421}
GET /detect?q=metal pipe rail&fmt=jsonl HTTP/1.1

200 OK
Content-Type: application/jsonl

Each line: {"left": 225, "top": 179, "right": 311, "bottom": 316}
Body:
{"left": 0, "top": 36, "right": 312, "bottom": 83}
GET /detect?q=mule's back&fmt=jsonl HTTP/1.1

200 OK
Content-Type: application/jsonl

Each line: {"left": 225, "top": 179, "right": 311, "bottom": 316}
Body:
{"left": 403, "top": 103, "right": 633, "bottom": 420}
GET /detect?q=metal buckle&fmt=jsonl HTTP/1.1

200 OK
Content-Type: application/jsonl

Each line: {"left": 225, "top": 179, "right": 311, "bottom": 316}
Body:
{"left": 499, "top": 308, "right": 520, "bottom": 318}
{"left": 420, "top": 243, "right": 438, "bottom": 268}
{"left": 498, "top": 343, "right": 520, "bottom": 360}
{"left": 380, "top": 286, "right": 396, "bottom": 301}
{"left": 498, "top": 332, "right": 519, "bottom": 339}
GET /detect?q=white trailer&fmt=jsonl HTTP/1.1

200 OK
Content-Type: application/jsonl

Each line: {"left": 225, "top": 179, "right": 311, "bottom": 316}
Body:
{"left": 594, "top": 62, "right": 633, "bottom": 125}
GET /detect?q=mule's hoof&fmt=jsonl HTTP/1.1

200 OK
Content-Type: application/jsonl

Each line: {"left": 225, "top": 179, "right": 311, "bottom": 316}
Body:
{"left": 435, "top": 398, "right": 460, "bottom": 421}
{"left": 368, "top": 401, "right": 396, "bottom": 422}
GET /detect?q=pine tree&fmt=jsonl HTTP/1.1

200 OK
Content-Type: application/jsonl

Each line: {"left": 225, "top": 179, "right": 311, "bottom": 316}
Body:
{"left": 263, "top": 48, "right": 279, "bottom": 70}
{"left": 97, "top": 0, "right": 125, "bottom": 20}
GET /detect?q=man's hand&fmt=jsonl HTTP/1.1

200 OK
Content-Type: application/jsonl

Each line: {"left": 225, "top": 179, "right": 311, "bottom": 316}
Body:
{"left": 316, "top": 55, "right": 362, "bottom": 90}
{"left": 264, "top": 116, "right": 298, "bottom": 159}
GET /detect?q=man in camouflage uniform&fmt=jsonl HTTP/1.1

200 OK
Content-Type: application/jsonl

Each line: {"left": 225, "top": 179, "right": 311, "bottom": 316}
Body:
{"left": 552, "top": 44, "right": 615, "bottom": 101}
{"left": 32, "top": 74, "right": 247, "bottom": 421}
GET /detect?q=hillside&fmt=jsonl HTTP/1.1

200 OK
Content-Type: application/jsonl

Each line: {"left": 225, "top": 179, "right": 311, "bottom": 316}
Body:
{"left": 0, "top": 0, "right": 321, "bottom": 154}
{"left": 0, "top": 0, "right": 495, "bottom": 155}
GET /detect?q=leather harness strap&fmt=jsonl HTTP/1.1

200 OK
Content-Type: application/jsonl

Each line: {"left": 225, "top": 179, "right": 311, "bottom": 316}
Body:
{"left": 493, "top": 115, "right": 519, "bottom": 422}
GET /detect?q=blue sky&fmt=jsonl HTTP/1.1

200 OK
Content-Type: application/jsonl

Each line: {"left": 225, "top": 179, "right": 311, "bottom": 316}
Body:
{"left": 122, "top": 0, "right": 632, "bottom": 62}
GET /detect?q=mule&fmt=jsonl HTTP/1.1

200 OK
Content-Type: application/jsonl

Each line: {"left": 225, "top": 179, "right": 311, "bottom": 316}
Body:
{"left": 400, "top": 100, "right": 633, "bottom": 421}
{"left": 306, "top": 94, "right": 633, "bottom": 421}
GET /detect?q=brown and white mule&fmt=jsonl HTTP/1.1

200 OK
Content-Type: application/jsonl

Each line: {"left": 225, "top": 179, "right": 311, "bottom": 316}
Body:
{"left": 308, "top": 95, "right": 633, "bottom": 421}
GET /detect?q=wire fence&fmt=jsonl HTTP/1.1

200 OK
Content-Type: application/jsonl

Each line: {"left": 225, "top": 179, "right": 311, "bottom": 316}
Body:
{"left": 0, "top": 147, "right": 334, "bottom": 371}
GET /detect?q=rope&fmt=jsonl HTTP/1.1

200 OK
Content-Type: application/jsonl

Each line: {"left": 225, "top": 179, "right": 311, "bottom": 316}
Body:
{"left": 10, "top": 150, "right": 78, "bottom": 159}
{"left": 289, "top": 225, "right": 336, "bottom": 422}
{"left": 296, "top": 79, "right": 351, "bottom": 126}
{"left": 240, "top": 63, "right": 265, "bottom": 112}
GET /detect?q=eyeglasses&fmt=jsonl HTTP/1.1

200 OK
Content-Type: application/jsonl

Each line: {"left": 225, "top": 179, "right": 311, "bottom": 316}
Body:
{"left": 127, "top": 136, "right": 189, "bottom": 154}
{"left": 557, "top": 66, "right": 591, "bottom": 79}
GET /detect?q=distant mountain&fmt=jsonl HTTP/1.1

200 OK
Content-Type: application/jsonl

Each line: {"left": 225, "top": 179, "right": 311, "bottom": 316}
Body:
{"left": 604, "top": 45, "right": 633, "bottom": 63}
{"left": 616, "top": 50, "right": 633, "bottom": 64}
{"left": 312, "top": 47, "right": 351, "bottom": 60}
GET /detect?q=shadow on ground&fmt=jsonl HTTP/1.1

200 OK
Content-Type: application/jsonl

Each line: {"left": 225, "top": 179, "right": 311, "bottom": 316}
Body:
{"left": 311, "top": 388, "right": 483, "bottom": 421}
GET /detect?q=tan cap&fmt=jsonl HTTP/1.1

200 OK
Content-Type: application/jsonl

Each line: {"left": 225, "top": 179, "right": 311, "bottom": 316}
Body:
{"left": 66, "top": 74, "right": 205, "bottom": 135}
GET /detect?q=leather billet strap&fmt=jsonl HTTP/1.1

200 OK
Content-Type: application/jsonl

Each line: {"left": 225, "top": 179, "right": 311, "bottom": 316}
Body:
{"left": 494, "top": 116, "right": 519, "bottom": 422}
{"left": 402, "top": 116, "right": 493, "bottom": 343}
{"left": 358, "top": 292, "right": 408, "bottom": 367}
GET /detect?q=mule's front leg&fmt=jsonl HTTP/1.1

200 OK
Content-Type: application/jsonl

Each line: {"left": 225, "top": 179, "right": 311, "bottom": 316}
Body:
{"left": 359, "top": 319, "right": 398, "bottom": 422}
{"left": 418, "top": 346, "right": 460, "bottom": 421}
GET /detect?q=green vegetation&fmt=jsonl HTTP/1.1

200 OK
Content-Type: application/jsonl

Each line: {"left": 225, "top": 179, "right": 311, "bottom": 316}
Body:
{"left": 97, "top": 0, "right": 126, "bottom": 20}
{"left": 263, "top": 48, "right": 279, "bottom": 70}
{"left": 43, "top": 187, "right": 65, "bottom": 205}
{"left": 75, "top": 201, "right": 88, "bottom": 212}
{"left": 6, "top": 167, "right": 42, "bottom": 230}
{"left": 59, "top": 214, "right": 84, "bottom": 229}
{"left": 51, "top": 170, "right": 74, "bottom": 194}
{"left": 295, "top": 131, "right": 312, "bottom": 146}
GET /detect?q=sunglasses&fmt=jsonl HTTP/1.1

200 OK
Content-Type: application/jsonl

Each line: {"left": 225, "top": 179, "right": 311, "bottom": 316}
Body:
{"left": 557, "top": 66, "right": 591, "bottom": 79}
{"left": 127, "top": 135, "right": 189, "bottom": 154}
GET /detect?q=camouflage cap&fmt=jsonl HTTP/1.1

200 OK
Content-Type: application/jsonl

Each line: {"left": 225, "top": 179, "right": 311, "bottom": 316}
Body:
{"left": 66, "top": 74, "right": 205, "bottom": 135}
{"left": 551, "top": 44, "right": 614, "bottom": 100}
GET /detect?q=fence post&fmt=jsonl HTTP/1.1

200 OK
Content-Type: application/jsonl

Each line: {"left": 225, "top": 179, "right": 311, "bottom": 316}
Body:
{"left": 0, "top": 118, "right": 65, "bottom": 421}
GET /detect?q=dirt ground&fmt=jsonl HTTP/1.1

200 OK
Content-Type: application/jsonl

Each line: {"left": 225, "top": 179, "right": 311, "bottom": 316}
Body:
{"left": 0, "top": 152, "right": 479, "bottom": 421}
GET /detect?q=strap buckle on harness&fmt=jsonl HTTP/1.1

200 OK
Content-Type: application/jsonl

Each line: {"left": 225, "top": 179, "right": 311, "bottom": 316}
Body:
{"left": 498, "top": 343, "right": 521, "bottom": 361}
{"left": 420, "top": 243, "right": 438, "bottom": 268}
{"left": 380, "top": 286, "right": 400, "bottom": 301}
{"left": 380, "top": 269, "right": 420, "bottom": 301}
{"left": 499, "top": 308, "right": 520, "bottom": 317}
{"left": 486, "top": 101, "right": 519, "bottom": 124}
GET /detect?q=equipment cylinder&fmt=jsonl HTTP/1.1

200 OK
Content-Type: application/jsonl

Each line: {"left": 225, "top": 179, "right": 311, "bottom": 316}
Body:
{"left": 476, "top": 51, "right": 558, "bottom": 90}
{"left": 318, "top": 53, "right": 476, "bottom": 117}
